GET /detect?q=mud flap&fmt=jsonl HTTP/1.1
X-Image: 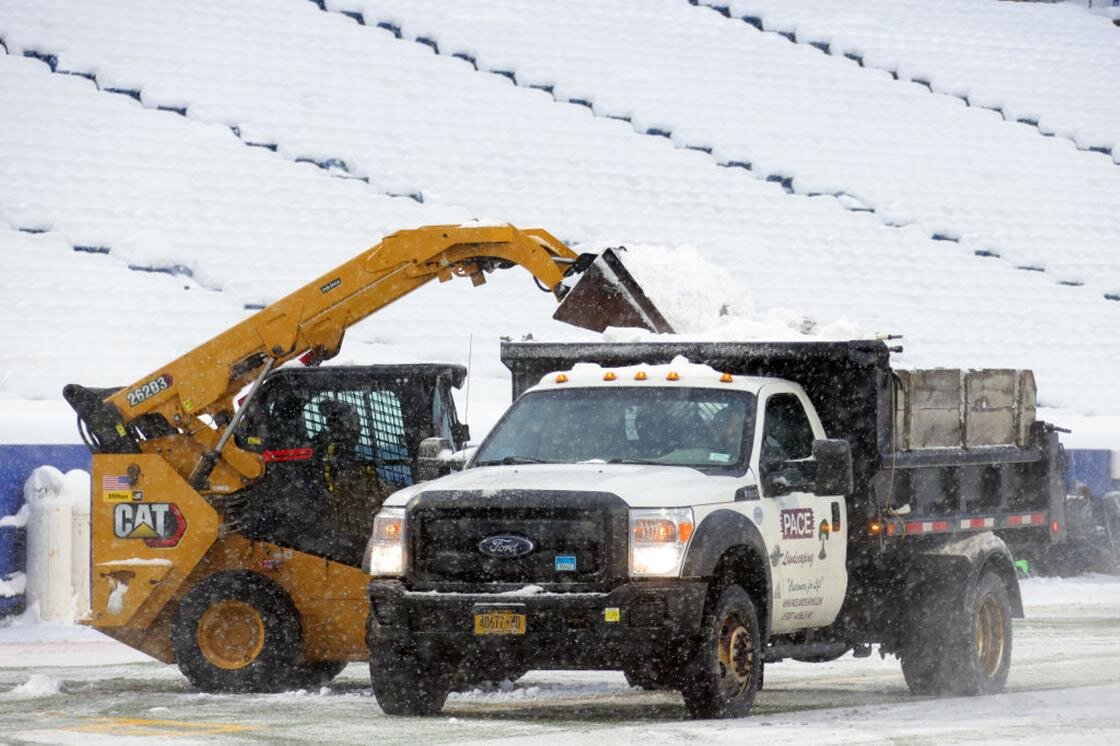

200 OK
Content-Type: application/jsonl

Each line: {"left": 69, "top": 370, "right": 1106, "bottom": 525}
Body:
{"left": 552, "top": 248, "right": 675, "bottom": 334}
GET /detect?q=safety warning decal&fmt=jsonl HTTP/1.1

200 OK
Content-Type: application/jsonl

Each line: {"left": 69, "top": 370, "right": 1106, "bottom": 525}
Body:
{"left": 113, "top": 503, "right": 187, "bottom": 547}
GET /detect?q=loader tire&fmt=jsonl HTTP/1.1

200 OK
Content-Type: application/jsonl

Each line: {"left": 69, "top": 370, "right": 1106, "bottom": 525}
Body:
{"left": 679, "top": 583, "right": 762, "bottom": 719}
{"left": 369, "top": 644, "right": 452, "bottom": 716}
{"left": 172, "top": 571, "right": 301, "bottom": 693}
{"left": 901, "top": 570, "right": 1012, "bottom": 697}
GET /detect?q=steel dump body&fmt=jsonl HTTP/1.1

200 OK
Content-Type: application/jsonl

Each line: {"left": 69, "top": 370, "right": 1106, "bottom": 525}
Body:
{"left": 500, "top": 339, "right": 1065, "bottom": 565}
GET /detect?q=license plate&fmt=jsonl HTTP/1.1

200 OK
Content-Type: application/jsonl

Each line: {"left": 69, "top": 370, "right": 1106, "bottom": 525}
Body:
{"left": 473, "top": 611, "right": 526, "bottom": 635}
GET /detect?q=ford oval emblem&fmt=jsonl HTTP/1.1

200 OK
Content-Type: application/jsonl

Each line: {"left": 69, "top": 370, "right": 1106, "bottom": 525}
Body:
{"left": 478, "top": 534, "right": 535, "bottom": 558}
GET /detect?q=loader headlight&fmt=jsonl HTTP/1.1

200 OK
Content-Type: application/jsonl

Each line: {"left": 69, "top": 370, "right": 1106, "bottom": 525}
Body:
{"left": 363, "top": 507, "right": 407, "bottom": 577}
{"left": 629, "top": 508, "right": 694, "bottom": 577}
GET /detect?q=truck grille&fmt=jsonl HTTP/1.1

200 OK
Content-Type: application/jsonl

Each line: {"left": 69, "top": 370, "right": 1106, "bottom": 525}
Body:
{"left": 407, "top": 489, "right": 629, "bottom": 591}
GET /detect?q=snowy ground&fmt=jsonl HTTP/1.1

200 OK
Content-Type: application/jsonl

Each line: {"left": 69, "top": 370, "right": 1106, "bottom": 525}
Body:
{"left": 1, "top": 574, "right": 1118, "bottom": 744}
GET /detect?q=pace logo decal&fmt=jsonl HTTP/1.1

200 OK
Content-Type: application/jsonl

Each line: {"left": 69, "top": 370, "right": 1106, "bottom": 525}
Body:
{"left": 780, "top": 508, "right": 815, "bottom": 540}
{"left": 113, "top": 503, "right": 186, "bottom": 547}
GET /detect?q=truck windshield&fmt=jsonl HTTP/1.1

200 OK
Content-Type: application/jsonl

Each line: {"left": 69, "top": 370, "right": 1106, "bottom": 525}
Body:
{"left": 473, "top": 387, "right": 755, "bottom": 469}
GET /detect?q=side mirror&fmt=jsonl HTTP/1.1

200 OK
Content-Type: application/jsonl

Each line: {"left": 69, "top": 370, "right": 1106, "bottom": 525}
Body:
{"left": 415, "top": 437, "right": 452, "bottom": 482}
{"left": 813, "top": 439, "right": 853, "bottom": 496}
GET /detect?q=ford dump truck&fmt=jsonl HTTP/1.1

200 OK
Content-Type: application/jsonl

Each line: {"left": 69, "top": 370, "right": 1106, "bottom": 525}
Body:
{"left": 364, "top": 340, "right": 1066, "bottom": 717}
{"left": 63, "top": 224, "right": 671, "bottom": 692}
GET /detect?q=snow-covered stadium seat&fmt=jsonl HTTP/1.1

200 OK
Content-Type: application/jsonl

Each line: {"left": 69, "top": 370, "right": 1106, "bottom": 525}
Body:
{"left": 0, "top": 0, "right": 1117, "bottom": 421}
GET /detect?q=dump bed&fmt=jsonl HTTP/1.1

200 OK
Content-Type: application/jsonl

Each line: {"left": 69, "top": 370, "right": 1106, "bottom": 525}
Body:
{"left": 500, "top": 339, "right": 1066, "bottom": 553}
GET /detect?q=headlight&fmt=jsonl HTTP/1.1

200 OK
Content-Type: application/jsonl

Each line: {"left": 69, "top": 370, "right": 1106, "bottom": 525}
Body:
{"left": 629, "top": 507, "right": 694, "bottom": 577}
{"left": 363, "top": 507, "right": 407, "bottom": 576}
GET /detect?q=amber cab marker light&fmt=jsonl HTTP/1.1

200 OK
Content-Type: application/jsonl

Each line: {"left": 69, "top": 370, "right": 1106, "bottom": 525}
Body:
{"left": 868, "top": 519, "right": 882, "bottom": 535}
{"left": 634, "top": 371, "right": 648, "bottom": 381}
{"left": 603, "top": 371, "right": 617, "bottom": 381}
{"left": 555, "top": 373, "right": 569, "bottom": 384}
{"left": 720, "top": 372, "right": 733, "bottom": 383}
{"left": 666, "top": 371, "right": 680, "bottom": 381}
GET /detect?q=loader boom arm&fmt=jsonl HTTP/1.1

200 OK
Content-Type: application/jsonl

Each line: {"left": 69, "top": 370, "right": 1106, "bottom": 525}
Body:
{"left": 67, "top": 224, "right": 581, "bottom": 494}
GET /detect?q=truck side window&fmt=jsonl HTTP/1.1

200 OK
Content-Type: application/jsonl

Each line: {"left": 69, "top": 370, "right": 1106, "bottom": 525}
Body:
{"left": 761, "top": 393, "right": 815, "bottom": 463}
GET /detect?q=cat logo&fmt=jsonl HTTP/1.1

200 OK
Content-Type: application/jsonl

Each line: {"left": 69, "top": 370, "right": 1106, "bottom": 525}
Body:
{"left": 113, "top": 503, "right": 187, "bottom": 547}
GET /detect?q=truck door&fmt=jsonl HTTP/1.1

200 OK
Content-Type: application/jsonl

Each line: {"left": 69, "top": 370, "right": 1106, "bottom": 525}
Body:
{"left": 754, "top": 386, "right": 848, "bottom": 633}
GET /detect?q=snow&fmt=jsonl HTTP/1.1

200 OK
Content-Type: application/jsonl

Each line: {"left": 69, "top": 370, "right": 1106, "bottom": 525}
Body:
{"left": 0, "top": 505, "right": 29, "bottom": 529}
{"left": 0, "top": 1, "right": 1116, "bottom": 733}
{"left": 0, "top": 574, "right": 1117, "bottom": 739}
{"left": 4, "top": 674, "right": 63, "bottom": 699}
{"left": 720, "top": 0, "right": 1120, "bottom": 157}
{"left": 0, "top": 0, "right": 1115, "bottom": 427}
{"left": 330, "top": 0, "right": 1120, "bottom": 294}
{"left": 0, "top": 573, "right": 25, "bottom": 598}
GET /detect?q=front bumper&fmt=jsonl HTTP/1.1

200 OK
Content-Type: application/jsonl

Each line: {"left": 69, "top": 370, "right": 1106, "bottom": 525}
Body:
{"left": 367, "top": 579, "right": 709, "bottom": 669}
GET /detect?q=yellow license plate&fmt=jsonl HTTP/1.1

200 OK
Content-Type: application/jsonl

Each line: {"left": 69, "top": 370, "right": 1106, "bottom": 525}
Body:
{"left": 473, "top": 611, "right": 527, "bottom": 635}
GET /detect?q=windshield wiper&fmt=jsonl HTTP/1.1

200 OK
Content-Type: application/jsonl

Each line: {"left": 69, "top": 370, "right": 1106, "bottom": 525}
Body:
{"left": 474, "top": 455, "right": 554, "bottom": 466}
{"left": 607, "top": 457, "right": 666, "bottom": 465}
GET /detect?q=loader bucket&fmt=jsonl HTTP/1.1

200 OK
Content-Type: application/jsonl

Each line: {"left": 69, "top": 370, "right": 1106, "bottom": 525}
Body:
{"left": 553, "top": 248, "right": 676, "bottom": 334}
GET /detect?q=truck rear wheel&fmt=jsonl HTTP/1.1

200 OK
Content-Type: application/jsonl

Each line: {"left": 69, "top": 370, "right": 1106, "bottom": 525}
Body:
{"left": 901, "top": 570, "right": 1012, "bottom": 696}
{"left": 172, "top": 571, "right": 301, "bottom": 693}
{"left": 623, "top": 659, "right": 677, "bottom": 691}
{"left": 369, "top": 645, "right": 452, "bottom": 716}
{"left": 680, "top": 583, "right": 762, "bottom": 719}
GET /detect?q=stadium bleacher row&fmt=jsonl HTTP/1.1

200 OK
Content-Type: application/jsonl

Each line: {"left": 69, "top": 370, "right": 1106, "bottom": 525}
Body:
{"left": 0, "top": 0, "right": 1117, "bottom": 423}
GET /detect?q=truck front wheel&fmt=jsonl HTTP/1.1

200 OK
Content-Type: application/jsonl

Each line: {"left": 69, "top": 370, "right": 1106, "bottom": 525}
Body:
{"left": 370, "top": 645, "right": 452, "bottom": 716}
{"left": 901, "top": 570, "right": 1013, "bottom": 696}
{"left": 680, "top": 583, "right": 762, "bottom": 719}
{"left": 171, "top": 571, "right": 301, "bottom": 693}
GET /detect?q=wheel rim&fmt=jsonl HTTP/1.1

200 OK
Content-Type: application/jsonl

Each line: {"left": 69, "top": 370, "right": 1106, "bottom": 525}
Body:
{"left": 975, "top": 594, "right": 1007, "bottom": 679}
{"left": 197, "top": 600, "right": 266, "bottom": 670}
{"left": 716, "top": 611, "right": 755, "bottom": 699}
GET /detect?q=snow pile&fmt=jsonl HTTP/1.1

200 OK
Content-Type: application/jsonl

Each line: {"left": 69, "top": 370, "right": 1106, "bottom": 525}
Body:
{"left": 4, "top": 674, "right": 63, "bottom": 699}
{"left": 0, "top": 573, "right": 26, "bottom": 598}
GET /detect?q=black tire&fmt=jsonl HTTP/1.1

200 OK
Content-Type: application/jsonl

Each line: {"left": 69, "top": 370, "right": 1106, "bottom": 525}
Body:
{"left": 623, "top": 660, "right": 676, "bottom": 691}
{"left": 679, "top": 584, "right": 762, "bottom": 719}
{"left": 369, "top": 644, "right": 452, "bottom": 716}
{"left": 288, "top": 660, "right": 348, "bottom": 690}
{"left": 171, "top": 571, "right": 302, "bottom": 693}
{"left": 900, "top": 570, "right": 1013, "bottom": 697}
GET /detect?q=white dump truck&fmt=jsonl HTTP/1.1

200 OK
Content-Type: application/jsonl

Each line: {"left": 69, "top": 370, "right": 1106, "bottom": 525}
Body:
{"left": 363, "top": 340, "right": 1065, "bottom": 718}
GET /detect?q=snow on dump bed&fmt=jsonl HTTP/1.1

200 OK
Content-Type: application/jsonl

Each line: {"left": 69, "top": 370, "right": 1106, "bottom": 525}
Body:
{"left": 723, "top": 0, "right": 1120, "bottom": 160}
{"left": 0, "top": 2, "right": 1118, "bottom": 424}
{"left": 333, "top": 0, "right": 1120, "bottom": 296}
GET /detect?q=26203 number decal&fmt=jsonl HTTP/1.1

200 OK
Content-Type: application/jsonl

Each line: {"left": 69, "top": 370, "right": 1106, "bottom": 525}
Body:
{"left": 126, "top": 374, "right": 173, "bottom": 407}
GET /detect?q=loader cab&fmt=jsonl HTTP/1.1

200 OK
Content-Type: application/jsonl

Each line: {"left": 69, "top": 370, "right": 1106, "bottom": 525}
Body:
{"left": 235, "top": 364, "right": 468, "bottom": 566}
